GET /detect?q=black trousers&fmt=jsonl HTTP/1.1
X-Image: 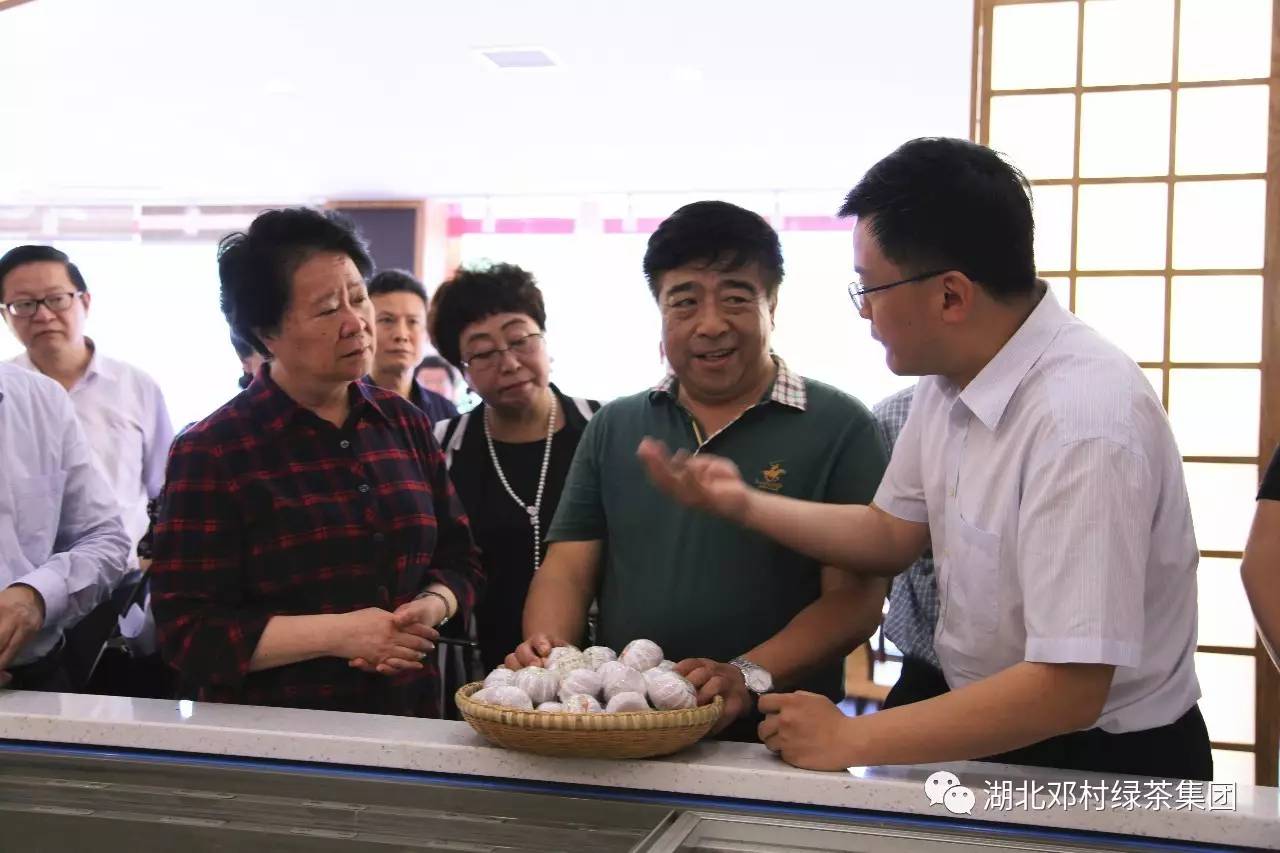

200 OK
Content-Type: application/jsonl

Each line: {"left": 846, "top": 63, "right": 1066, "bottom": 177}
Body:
{"left": 5, "top": 642, "right": 73, "bottom": 693}
{"left": 884, "top": 656, "right": 1214, "bottom": 781}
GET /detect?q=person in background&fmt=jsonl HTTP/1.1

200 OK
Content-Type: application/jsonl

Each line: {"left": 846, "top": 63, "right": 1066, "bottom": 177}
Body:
{"left": 1242, "top": 446, "right": 1280, "bottom": 672}
{"left": 427, "top": 262, "right": 600, "bottom": 675}
{"left": 231, "top": 329, "right": 265, "bottom": 390}
{"left": 367, "top": 269, "right": 457, "bottom": 424}
{"left": 0, "top": 245, "right": 175, "bottom": 569}
{"left": 0, "top": 363, "right": 131, "bottom": 690}
{"left": 871, "top": 384, "right": 945, "bottom": 708}
{"left": 150, "top": 208, "right": 484, "bottom": 716}
{"left": 639, "top": 138, "right": 1209, "bottom": 780}
{"left": 509, "top": 201, "right": 889, "bottom": 741}
{"left": 417, "top": 354, "right": 460, "bottom": 404}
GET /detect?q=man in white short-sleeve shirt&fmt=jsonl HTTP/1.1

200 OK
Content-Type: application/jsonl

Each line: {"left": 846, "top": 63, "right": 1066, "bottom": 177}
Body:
{"left": 1, "top": 245, "right": 174, "bottom": 566}
{"left": 638, "top": 137, "right": 1210, "bottom": 781}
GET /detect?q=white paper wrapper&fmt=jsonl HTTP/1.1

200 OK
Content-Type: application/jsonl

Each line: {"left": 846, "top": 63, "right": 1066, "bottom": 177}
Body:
{"left": 619, "top": 639, "right": 663, "bottom": 672}
{"left": 483, "top": 667, "right": 516, "bottom": 689}
{"left": 557, "top": 667, "right": 603, "bottom": 702}
{"left": 472, "top": 685, "right": 533, "bottom": 710}
{"left": 536, "top": 701, "right": 565, "bottom": 713}
{"left": 596, "top": 660, "right": 634, "bottom": 684}
{"left": 545, "top": 645, "right": 582, "bottom": 667}
{"left": 646, "top": 671, "right": 697, "bottom": 710}
{"left": 562, "top": 693, "right": 603, "bottom": 713}
{"left": 512, "top": 666, "right": 560, "bottom": 705}
{"left": 602, "top": 665, "right": 648, "bottom": 702}
{"left": 605, "top": 691, "right": 651, "bottom": 713}
{"left": 656, "top": 659, "right": 677, "bottom": 671}
{"left": 548, "top": 650, "right": 590, "bottom": 676}
{"left": 582, "top": 645, "right": 618, "bottom": 670}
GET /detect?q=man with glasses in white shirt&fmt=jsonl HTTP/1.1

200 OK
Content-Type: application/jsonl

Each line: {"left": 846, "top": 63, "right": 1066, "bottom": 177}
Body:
{"left": 0, "top": 245, "right": 175, "bottom": 569}
{"left": 640, "top": 137, "right": 1209, "bottom": 780}
{"left": 0, "top": 363, "right": 131, "bottom": 690}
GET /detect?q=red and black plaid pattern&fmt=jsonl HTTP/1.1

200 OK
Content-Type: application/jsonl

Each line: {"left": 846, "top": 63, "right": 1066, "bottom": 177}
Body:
{"left": 150, "top": 370, "right": 483, "bottom": 717}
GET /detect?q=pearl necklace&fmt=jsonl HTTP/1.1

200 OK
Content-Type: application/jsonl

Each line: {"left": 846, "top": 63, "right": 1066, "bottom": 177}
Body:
{"left": 483, "top": 391, "right": 557, "bottom": 574}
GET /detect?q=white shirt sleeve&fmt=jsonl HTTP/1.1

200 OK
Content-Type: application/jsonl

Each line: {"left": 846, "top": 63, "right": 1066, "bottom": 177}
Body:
{"left": 142, "top": 377, "right": 175, "bottom": 500}
{"left": 1017, "top": 436, "right": 1151, "bottom": 668}
{"left": 14, "top": 389, "right": 131, "bottom": 629}
{"left": 872, "top": 388, "right": 929, "bottom": 524}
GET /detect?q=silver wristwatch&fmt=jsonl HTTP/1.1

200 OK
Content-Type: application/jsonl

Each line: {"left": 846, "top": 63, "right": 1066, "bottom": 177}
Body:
{"left": 729, "top": 656, "right": 774, "bottom": 695}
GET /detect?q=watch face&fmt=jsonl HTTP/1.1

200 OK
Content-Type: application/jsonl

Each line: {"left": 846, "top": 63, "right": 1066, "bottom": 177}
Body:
{"left": 745, "top": 668, "right": 773, "bottom": 694}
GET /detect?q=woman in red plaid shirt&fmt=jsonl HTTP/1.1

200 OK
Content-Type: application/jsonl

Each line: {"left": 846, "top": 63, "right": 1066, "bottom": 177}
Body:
{"left": 150, "top": 208, "right": 484, "bottom": 717}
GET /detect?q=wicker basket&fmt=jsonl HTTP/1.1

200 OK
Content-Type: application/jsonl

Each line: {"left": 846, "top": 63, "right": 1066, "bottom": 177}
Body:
{"left": 456, "top": 682, "right": 723, "bottom": 759}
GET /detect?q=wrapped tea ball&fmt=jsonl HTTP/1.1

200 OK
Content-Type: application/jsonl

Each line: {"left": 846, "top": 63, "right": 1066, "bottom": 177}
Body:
{"left": 512, "top": 666, "right": 560, "bottom": 705}
{"left": 536, "top": 701, "right": 565, "bottom": 713}
{"left": 483, "top": 667, "right": 516, "bottom": 689}
{"left": 605, "top": 691, "right": 651, "bottom": 713}
{"left": 619, "top": 639, "right": 663, "bottom": 672}
{"left": 642, "top": 666, "right": 666, "bottom": 693}
{"left": 557, "top": 667, "right": 603, "bottom": 702}
{"left": 548, "top": 650, "right": 590, "bottom": 676}
{"left": 544, "top": 645, "right": 582, "bottom": 668}
{"left": 582, "top": 645, "right": 618, "bottom": 670}
{"left": 472, "top": 685, "right": 533, "bottom": 710}
{"left": 596, "top": 660, "right": 633, "bottom": 684}
{"left": 562, "top": 693, "right": 603, "bottom": 713}
{"left": 601, "top": 665, "right": 648, "bottom": 702}
{"left": 647, "top": 671, "right": 697, "bottom": 711}
{"left": 656, "top": 659, "right": 677, "bottom": 672}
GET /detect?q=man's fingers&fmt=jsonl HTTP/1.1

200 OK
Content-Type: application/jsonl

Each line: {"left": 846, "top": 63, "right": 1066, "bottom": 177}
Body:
{"left": 515, "top": 645, "right": 542, "bottom": 668}
{"left": 757, "top": 692, "right": 787, "bottom": 715}
{"left": 504, "top": 652, "right": 522, "bottom": 671}
{"left": 683, "top": 666, "right": 713, "bottom": 690}
{"left": 0, "top": 630, "right": 26, "bottom": 674}
{"left": 698, "top": 675, "right": 727, "bottom": 705}
{"left": 636, "top": 439, "right": 683, "bottom": 495}
{"left": 0, "top": 616, "right": 20, "bottom": 673}
{"left": 531, "top": 636, "right": 553, "bottom": 658}
{"left": 673, "top": 658, "right": 700, "bottom": 677}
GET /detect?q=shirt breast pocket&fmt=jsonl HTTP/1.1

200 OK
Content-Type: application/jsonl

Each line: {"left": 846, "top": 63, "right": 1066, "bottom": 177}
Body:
{"left": 11, "top": 471, "right": 68, "bottom": 561}
{"left": 941, "top": 515, "right": 1003, "bottom": 642}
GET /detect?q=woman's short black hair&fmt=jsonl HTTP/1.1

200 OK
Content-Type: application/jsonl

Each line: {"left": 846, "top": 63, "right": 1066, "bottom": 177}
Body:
{"left": 0, "top": 244, "right": 88, "bottom": 301}
{"left": 217, "top": 207, "right": 373, "bottom": 357}
{"left": 838, "top": 137, "right": 1037, "bottom": 301}
{"left": 427, "top": 262, "right": 546, "bottom": 370}
{"left": 368, "top": 268, "right": 429, "bottom": 308}
{"left": 229, "top": 329, "right": 255, "bottom": 360}
{"left": 642, "top": 200, "right": 784, "bottom": 301}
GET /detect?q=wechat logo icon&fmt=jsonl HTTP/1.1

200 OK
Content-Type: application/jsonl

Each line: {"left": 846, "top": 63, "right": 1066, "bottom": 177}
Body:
{"left": 924, "top": 770, "right": 975, "bottom": 815}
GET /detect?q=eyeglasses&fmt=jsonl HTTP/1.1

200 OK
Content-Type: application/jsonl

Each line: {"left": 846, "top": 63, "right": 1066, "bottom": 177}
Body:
{"left": 4, "top": 291, "right": 82, "bottom": 318}
{"left": 847, "top": 269, "right": 955, "bottom": 312}
{"left": 461, "top": 331, "right": 545, "bottom": 372}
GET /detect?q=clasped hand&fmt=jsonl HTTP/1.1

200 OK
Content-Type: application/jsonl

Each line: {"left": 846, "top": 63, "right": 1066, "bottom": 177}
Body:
{"left": 342, "top": 597, "right": 444, "bottom": 676}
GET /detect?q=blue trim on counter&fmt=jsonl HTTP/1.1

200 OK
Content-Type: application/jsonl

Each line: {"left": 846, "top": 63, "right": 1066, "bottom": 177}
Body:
{"left": 0, "top": 739, "right": 1252, "bottom": 853}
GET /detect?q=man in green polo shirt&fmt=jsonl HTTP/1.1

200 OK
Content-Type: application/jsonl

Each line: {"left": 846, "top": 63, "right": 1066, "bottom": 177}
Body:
{"left": 507, "top": 200, "right": 888, "bottom": 739}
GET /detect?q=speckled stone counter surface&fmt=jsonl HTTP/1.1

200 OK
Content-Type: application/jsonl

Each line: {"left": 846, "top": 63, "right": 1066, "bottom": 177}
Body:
{"left": 1, "top": 690, "right": 1277, "bottom": 849}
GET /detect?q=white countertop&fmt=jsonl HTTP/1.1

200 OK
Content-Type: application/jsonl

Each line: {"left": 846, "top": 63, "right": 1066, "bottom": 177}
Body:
{"left": 0, "top": 690, "right": 1276, "bottom": 849}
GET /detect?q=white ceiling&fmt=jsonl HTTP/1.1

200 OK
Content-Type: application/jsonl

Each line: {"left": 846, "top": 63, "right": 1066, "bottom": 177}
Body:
{"left": 0, "top": 0, "right": 972, "bottom": 203}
